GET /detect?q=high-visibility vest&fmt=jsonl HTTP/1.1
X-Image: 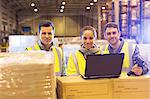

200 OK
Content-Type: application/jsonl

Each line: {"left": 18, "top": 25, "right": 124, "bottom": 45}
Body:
{"left": 103, "top": 42, "right": 135, "bottom": 76}
{"left": 67, "top": 50, "right": 101, "bottom": 76}
{"left": 26, "top": 43, "right": 63, "bottom": 76}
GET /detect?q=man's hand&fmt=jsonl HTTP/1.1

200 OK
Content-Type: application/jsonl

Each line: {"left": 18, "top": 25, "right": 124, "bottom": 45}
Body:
{"left": 131, "top": 64, "right": 143, "bottom": 76}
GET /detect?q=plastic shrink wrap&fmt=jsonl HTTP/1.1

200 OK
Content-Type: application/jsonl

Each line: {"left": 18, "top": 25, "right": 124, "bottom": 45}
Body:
{"left": 0, "top": 52, "right": 55, "bottom": 99}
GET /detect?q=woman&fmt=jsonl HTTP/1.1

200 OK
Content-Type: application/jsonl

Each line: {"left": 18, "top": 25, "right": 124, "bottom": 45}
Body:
{"left": 66, "top": 26, "right": 101, "bottom": 76}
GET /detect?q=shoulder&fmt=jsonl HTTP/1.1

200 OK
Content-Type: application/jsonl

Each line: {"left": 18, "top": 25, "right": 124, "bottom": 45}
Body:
{"left": 53, "top": 46, "right": 62, "bottom": 51}
{"left": 76, "top": 50, "right": 84, "bottom": 55}
{"left": 75, "top": 50, "right": 81, "bottom": 54}
{"left": 25, "top": 43, "right": 37, "bottom": 50}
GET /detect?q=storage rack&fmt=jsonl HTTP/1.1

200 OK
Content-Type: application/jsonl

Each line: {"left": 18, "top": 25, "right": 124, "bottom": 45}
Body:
{"left": 119, "top": 0, "right": 143, "bottom": 43}
{"left": 100, "top": 1, "right": 115, "bottom": 39}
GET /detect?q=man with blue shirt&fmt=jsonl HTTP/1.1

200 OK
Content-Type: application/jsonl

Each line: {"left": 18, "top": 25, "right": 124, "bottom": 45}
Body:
{"left": 103, "top": 22, "right": 148, "bottom": 76}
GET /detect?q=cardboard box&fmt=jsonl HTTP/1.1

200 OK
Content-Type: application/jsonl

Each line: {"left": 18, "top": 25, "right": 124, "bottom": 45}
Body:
{"left": 57, "top": 76, "right": 150, "bottom": 99}
{"left": 0, "top": 52, "right": 56, "bottom": 99}
{"left": 113, "top": 76, "right": 150, "bottom": 99}
{"left": 57, "top": 76, "right": 112, "bottom": 99}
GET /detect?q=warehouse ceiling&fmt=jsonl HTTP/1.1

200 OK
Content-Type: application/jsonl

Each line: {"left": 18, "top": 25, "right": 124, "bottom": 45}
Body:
{"left": 4, "top": 0, "right": 111, "bottom": 24}
{"left": 5, "top": 0, "right": 111, "bottom": 15}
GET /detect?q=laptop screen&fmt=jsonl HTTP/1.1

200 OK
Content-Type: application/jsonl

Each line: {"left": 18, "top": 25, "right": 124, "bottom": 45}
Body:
{"left": 84, "top": 53, "right": 124, "bottom": 78}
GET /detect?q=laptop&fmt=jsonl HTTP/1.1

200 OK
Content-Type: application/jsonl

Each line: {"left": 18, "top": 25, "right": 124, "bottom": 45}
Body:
{"left": 82, "top": 53, "right": 124, "bottom": 79}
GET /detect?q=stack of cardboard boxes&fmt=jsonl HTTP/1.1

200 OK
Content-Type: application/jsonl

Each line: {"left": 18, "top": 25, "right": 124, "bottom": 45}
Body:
{"left": 0, "top": 52, "right": 56, "bottom": 99}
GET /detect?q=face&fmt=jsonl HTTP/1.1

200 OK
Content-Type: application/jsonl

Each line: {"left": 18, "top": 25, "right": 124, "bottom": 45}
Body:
{"left": 81, "top": 30, "right": 95, "bottom": 49}
{"left": 39, "top": 26, "right": 53, "bottom": 46}
{"left": 104, "top": 27, "right": 120, "bottom": 46}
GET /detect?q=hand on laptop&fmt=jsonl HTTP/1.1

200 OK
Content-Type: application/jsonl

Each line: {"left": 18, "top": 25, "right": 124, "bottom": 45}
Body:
{"left": 131, "top": 64, "right": 143, "bottom": 76}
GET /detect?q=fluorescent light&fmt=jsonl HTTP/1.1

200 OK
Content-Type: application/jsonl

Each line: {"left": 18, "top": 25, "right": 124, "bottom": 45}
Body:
{"left": 102, "top": 6, "right": 106, "bottom": 10}
{"left": 34, "top": 8, "right": 38, "bottom": 12}
{"left": 61, "top": 5, "right": 65, "bottom": 9}
{"left": 31, "top": 2, "right": 35, "bottom": 7}
{"left": 93, "top": 0, "right": 97, "bottom": 2}
{"left": 62, "top": 1, "right": 66, "bottom": 5}
{"left": 60, "top": 9, "right": 64, "bottom": 13}
{"left": 90, "top": 2, "right": 94, "bottom": 6}
{"left": 86, "top": 6, "right": 90, "bottom": 10}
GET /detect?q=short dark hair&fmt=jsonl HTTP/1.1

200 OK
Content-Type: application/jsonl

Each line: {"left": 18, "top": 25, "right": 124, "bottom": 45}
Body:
{"left": 38, "top": 21, "right": 55, "bottom": 33}
{"left": 104, "top": 22, "right": 120, "bottom": 33}
{"left": 80, "top": 26, "right": 97, "bottom": 39}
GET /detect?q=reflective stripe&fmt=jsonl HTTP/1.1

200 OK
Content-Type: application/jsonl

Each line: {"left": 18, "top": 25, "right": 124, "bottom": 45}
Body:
{"left": 122, "top": 67, "right": 130, "bottom": 72}
{"left": 56, "top": 72, "right": 61, "bottom": 76}
{"left": 128, "top": 43, "right": 136, "bottom": 72}
{"left": 54, "top": 47, "right": 62, "bottom": 76}
{"left": 26, "top": 43, "right": 62, "bottom": 76}
{"left": 72, "top": 53, "right": 80, "bottom": 75}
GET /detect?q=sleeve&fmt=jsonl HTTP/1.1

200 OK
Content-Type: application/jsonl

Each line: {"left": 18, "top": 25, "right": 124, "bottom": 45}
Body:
{"left": 132, "top": 45, "right": 149, "bottom": 75}
{"left": 66, "top": 53, "right": 78, "bottom": 76}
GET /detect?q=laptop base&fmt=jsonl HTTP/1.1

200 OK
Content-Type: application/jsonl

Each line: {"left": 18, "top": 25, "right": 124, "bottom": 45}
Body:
{"left": 81, "top": 75, "right": 120, "bottom": 79}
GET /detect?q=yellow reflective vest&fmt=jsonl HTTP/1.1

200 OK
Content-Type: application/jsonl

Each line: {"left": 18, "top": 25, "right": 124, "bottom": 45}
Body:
{"left": 67, "top": 50, "right": 100, "bottom": 76}
{"left": 26, "top": 43, "right": 63, "bottom": 76}
{"left": 103, "top": 42, "right": 134, "bottom": 76}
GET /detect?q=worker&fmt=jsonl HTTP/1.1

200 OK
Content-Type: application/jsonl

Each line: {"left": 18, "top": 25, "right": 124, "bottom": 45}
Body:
{"left": 26, "top": 21, "right": 64, "bottom": 76}
{"left": 103, "top": 22, "right": 148, "bottom": 76}
{"left": 66, "top": 26, "right": 101, "bottom": 76}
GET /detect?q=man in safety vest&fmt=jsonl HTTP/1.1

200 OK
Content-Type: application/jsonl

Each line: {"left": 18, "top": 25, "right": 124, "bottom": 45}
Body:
{"left": 103, "top": 22, "right": 148, "bottom": 76}
{"left": 26, "top": 21, "right": 64, "bottom": 76}
{"left": 66, "top": 26, "right": 101, "bottom": 76}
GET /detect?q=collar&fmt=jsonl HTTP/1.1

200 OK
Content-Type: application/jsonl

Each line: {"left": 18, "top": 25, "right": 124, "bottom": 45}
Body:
{"left": 108, "top": 38, "right": 124, "bottom": 53}
{"left": 79, "top": 43, "right": 99, "bottom": 55}
{"left": 37, "top": 40, "right": 53, "bottom": 51}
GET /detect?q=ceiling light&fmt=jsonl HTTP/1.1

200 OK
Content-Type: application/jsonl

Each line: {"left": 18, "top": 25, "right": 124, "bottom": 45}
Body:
{"left": 61, "top": 5, "right": 65, "bottom": 9}
{"left": 62, "top": 1, "right": 66, "bottom": 5}
{"left": 102, "top": 6, "right": 106, "bottom": 10}
{"left": 93, "top": 0, "right": 97, "bottom": 2}
{"left": 60, "top": 9, "right": 64, "bottom": 13}
{"left": 86, "top": 6, "right": 90, "bottom": 10}
{"left": 31, "top": 2, "right": 35, "bottom": 7}
{"left": 90, "top": 2, "right": 94, "bottom": 6}
{"left": 34, "top": 8, "right": 38, "bottom": 12}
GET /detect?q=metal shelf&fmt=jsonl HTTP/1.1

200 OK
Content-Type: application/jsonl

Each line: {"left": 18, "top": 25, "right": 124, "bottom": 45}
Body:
{"left": 119, "top": 0, "right": 143, "bottom": 43}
